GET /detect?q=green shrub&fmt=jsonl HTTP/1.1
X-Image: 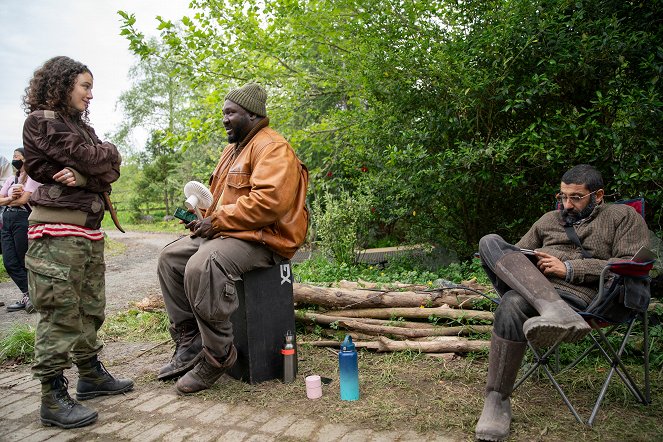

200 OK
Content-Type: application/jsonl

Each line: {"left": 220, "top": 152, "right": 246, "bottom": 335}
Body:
{"left": 0, "top": 324, "right": 35, "bottom": 364}
{"left": 311, "top": 186, "right": 374, "bottom": 266}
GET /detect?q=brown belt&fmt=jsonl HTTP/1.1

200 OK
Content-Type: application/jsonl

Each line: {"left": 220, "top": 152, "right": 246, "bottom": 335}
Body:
{"left": 102, "top": 192, "right": 125, "bottom": 233}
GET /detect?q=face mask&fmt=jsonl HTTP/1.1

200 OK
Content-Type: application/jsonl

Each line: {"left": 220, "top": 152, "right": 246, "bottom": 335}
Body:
{"left": 12, "top": 159, "right": 23, "bottom": 170}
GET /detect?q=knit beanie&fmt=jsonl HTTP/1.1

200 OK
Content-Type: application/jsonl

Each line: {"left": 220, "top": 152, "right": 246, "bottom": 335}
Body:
{"left": 225, "top": 83, "right": 267, "bottom": 117}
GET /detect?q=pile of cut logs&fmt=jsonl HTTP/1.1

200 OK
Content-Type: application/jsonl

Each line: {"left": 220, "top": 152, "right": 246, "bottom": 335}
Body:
{"left": 294, "top": 279, "right": 496, "bottom": 356}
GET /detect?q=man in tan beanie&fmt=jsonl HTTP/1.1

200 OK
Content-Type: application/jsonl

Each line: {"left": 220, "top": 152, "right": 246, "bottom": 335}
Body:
{"left": 156, "top": 83, "right": 309, "bottom": 394}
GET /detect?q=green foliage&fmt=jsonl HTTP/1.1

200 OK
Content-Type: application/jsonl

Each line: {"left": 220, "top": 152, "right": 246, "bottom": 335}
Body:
{"left": 0, "top": 259, "right": 9, "bottom": 283}
{"left": 0, "top": 324, "right": 35, "bottom": 364}
{"left": 119, "top": 0, "right": 663, "bottom": 255}
{"left": 293, "top": 251, "right": 489, "bottom": 289}
{"left": 311, "top": 185, "right": 374, "bottom": 265}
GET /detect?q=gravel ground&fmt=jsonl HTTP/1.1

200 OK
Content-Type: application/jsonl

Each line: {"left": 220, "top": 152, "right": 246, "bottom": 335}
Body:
{"left": 0, "top": 230, "right": 180, "bottom": 334}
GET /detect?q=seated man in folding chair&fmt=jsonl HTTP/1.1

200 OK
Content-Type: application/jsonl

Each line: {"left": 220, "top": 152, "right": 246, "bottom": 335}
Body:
{"left": 475, "top": 164, "right": 649, "bottom": 442}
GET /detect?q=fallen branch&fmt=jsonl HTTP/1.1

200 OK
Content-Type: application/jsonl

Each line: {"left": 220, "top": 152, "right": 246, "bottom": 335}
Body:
{"left": 300, "top": 336, "right": 489, "bottom": 353}
{"left": 301, "top": 340, "right": 380, "bottom": 350}
{"left": 337, "top": 320, "right": 492, "bottom": 338}
{"left": 375, "top": 336, "right": 489, "bottom": 353}
{"left": 324, "top": 306, "right": 494, "bottom": 322}
{"left": 297, "top": 311, "right": 446, "bottom": 329}
{"left": 294, "top": 283, "right": 482, "bottom": 309}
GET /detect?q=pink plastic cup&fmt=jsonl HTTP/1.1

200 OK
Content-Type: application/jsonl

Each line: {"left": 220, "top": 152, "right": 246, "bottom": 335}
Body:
{"left": 305, "top": 375, "right": 322, "bottom": 399}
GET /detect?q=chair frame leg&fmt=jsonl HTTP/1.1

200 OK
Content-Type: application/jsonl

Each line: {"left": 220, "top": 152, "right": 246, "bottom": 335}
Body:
{"left": 513, "top": 339, "right": 585, "bottom": 424}
{"left": 514, "top": 313, "right": 651, "bottom": 427}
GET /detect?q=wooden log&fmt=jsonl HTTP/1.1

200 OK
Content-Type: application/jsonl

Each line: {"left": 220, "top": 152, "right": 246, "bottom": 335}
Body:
{"left": 375, "top": 336, "right": 489, "bottom": 353}
{"left": 324, "top": 306, "right": 494, "bottom": 322}
{"left": 297, "top": 311, "right": 445, "bottom": 329}
{"left": 337, "top": 320, "right": 492, "bottom": 338}
{"left": 294, "top": 283, "right": 484, "bottom": 309}
{"left": 300, "top": 337, "right": 489, "bottom": 353}
{"left": 300, "top": 340, "right": 380, "bottom": 350}
{"left": 337, "top": 279, "right": 428, "bottom": 291}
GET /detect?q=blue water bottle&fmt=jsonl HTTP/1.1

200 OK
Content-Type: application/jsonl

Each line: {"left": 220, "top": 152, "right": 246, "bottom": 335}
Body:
{"left": 339, "top": 335, "right": 360, "bottom": 401}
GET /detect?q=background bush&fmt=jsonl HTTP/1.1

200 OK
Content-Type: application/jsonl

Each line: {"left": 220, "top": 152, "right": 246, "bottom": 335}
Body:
{"left": 117, "top": 0, "right": 662, "bottom": 257}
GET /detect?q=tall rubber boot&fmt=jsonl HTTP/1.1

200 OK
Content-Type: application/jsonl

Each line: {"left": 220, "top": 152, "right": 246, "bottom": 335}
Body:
{"left": 76, "top": 355, "right": 134, "bottom": 400}
{"left": 158, "top": 321, "right": 203, "bottom": 381}
{"left": 475, "top": 334, "right": 527, "bottom": 441}
{"left": 494, "top": 252, "right": 590, "bottom": 347}
{"left": 41, "top": 373, "right": 98, "bottom": 429}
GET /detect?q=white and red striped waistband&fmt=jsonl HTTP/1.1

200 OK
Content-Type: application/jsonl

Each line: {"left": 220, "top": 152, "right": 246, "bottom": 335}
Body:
{"left": 28, "top": 224, "right": 104, "bottom": 241}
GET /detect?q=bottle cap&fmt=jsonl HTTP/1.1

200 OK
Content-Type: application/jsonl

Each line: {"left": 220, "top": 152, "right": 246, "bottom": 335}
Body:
{"left": 341, "top": 334, "right": 355, "bottom": 351}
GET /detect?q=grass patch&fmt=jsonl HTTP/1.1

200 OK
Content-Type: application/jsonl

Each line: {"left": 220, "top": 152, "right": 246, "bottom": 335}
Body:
{"left": 187, "top": 330, "right": 662, "bottom": 440}
{"left": 100, "top": 309, "right": 170, "bottom": 343}
{"left": 0, "top": 259, "right": 9, "bottom": 283}
{"left": 0, "top": 324, "right": 35, "bottom": 365}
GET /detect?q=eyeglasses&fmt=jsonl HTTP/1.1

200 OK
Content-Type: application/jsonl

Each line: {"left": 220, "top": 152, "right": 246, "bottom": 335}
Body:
{"left": 555, "top": 189, "right": 601, "bottom": 205}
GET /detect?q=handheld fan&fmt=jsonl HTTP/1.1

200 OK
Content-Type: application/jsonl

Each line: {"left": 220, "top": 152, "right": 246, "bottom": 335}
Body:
{"left": 184, "top": 181, "right": 213, "bottom": 220}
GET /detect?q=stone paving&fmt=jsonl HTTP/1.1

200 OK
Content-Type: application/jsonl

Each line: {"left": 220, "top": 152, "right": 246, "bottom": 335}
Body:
{"left": 0, "top": 362, "right": 462, "bottom": 442}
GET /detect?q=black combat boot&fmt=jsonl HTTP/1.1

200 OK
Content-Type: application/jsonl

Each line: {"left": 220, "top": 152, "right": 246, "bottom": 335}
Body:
{"left": 41, "top": 373, "right": 98, "bottom": 428}
{"left": 175, "top": 345, "right": 237, "bottom": 395}
{"left": 158, "top": 321, "right": 203, "bottom": 381}
{"left": 76, "top": 355, "right": 134, "bottom": 400}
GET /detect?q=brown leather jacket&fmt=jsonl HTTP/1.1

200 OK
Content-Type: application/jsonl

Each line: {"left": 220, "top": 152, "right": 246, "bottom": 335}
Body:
{"left": 22, "top": 110, "right": 121, "bottom": 229}
{"left": 205, "top": 119, "right": 309, "bottom": 259}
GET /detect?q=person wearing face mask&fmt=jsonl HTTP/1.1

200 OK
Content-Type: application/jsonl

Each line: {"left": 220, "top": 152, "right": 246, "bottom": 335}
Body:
{"left": 22, "top": 56, "right": 132, "bottom": 429}
{"left": 0, "top": 148, "right": 41, "bottom": 313}
{"left": 474, "top": 164, "right": 650, "bottom": 441}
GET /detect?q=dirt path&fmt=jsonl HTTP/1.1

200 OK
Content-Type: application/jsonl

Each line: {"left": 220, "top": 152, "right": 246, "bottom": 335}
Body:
{"left": 0, "top": 230, "right": 181, "bottom": 334}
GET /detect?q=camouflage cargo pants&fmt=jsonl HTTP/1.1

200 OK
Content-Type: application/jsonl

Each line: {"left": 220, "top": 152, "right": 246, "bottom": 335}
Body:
{"left": 25, "top": 235, "right": 106, "bottom": 380}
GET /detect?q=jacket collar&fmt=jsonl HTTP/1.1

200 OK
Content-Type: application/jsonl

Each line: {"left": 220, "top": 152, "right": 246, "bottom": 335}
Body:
{"left": 233, "top": 117, "right": 270, "bottom": 155}
{"left": 557, "top": 200, "right": 605, "bottom": 226}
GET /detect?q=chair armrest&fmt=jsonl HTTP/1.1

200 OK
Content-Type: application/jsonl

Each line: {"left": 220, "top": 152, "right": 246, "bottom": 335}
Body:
{"left": 606, "top": 260, "right": 655, "bottom": 277}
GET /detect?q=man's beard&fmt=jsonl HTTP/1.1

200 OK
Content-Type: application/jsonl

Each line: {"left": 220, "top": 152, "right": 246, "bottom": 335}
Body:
{"left": 561, "top": 195, "right": 597, "bottom": 225}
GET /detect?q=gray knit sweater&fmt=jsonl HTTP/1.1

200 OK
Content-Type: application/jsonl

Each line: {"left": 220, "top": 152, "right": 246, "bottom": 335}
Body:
{"left": 516, "top": 202, "right": 650, "bottom": 304}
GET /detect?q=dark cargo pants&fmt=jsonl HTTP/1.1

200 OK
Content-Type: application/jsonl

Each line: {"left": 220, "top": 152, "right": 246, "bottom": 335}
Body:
{"left": 479, "top": 234, "right": 587, "bottom": 341}
{"left": 26, "top": 236, "right": 106, "bottom": 380}
{"left": 157, "top": 235, "right": 278, "bottom": 360}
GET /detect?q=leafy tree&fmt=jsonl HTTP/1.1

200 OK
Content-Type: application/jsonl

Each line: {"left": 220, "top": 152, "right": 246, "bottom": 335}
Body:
{"left": 118, "top": 0, "right": 662, "bottom": 255}
{"left": 110, "top": 37, "right": 220, "bottom": 218}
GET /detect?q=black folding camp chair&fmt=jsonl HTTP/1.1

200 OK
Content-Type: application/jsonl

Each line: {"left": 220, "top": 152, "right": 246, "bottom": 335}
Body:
{"left": 512, "top": 198, "right": 655, "bottom": 426}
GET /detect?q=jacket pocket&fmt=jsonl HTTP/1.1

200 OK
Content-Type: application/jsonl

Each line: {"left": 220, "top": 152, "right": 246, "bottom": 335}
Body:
{"left": 226, "top": 172, "right": 251, "bottom": 189}
{"left": 25, "top": 254, "right": 73, "bottom": 309}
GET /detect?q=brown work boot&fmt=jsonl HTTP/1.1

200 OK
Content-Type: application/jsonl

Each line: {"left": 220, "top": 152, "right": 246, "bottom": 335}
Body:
{"left": 41, "top": 373, "right": 98, "bottom": 429}
{"left": 158, "top": 322, "right": 203, "bottom": 381}
{"left": 175, "top": 345, "right": 237, "bottom": 395}
{"left": 494, "top": 252, "right": 590, "bottom": 348}
{"left": 475, "top": 334, "right": 527, "bottom": 441}
{"left": 76, "top": 355, "right": 134, "bottom": 400}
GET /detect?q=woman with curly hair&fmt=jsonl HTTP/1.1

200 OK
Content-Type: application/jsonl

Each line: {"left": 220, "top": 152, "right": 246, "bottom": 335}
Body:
{"left": 22, "top": 55, "right": 133, "bottom": 429}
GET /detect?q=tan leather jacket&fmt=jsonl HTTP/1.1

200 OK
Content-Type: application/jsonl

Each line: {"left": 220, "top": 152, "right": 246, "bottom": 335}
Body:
{"left": 205, "top": 119, "right": 309, "bottom": 259}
